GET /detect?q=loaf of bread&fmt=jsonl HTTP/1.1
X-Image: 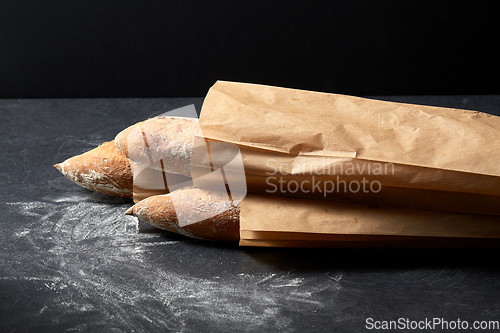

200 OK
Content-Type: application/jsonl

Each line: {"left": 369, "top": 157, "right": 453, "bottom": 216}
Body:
{"left": 125, "top": 186, "right": 241, "bottom": 241}
{"left": 114, "top": 116, "right": 198, "bottom": 177}
{"left": 54, "top": 141, "right": 134, "bottom": 198}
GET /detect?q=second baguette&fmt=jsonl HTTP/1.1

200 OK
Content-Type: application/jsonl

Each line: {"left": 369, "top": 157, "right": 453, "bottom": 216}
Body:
{"left": 125, "top": 186, "right": 241, "bottom": 241}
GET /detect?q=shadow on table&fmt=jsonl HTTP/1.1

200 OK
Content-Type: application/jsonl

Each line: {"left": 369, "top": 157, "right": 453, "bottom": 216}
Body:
{"left": 144, "top": 231, "right": 500, "bottom": 275}
{"left": 240, "top": 244, "right": 500, "bottom": 273}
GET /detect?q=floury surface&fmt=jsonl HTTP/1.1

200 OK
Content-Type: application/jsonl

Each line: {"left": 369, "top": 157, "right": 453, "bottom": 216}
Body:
{"left": 1, "top": 96, "right": 499, "bottom": 332}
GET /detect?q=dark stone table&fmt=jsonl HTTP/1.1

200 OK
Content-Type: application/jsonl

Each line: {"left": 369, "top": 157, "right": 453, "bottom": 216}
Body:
{"left": 1, "top": 96, "right": 499, "bottom": 332}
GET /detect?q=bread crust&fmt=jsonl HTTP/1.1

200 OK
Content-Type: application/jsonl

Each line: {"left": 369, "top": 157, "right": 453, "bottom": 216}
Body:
{"left": 114, "top": 116, "right": 198, "bottom": 177}
{"left": 125, "top": 187, "right": 241, "bottom": 241}
{"left": 54, "top": 141, "right": 133, "bottom": 198}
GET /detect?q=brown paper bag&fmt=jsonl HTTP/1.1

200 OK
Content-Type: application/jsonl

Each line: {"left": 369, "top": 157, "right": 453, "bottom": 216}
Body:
{"left": 196, "top": 81, "right": 500, "bottom": 246}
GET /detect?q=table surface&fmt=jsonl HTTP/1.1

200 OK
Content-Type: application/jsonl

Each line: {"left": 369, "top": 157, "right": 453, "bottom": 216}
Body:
{"left": 1, "top": 96, "right": 500, "bottom": 333}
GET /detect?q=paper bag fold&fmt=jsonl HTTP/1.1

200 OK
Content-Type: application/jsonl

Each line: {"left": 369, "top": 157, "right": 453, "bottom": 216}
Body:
{"left": 199, "top": 81, "right": 500, "bottom": 215}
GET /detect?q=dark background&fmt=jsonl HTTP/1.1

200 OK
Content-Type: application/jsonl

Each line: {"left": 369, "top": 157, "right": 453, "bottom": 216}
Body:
{"left": 1, "top": 1, "right": 499, "bottom": 98}
{"left": 2, "top": 3, "right": 500, "bottom": 331}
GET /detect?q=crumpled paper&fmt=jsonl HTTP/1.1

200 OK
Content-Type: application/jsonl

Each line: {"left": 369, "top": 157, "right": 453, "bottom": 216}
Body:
{"left": 198, "top": 81, "right": 500, "bottom": 247}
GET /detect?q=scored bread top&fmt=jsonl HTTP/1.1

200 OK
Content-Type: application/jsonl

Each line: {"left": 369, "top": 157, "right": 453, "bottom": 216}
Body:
{"left": 114, "top": 116, "right": 198, "bottom": 177}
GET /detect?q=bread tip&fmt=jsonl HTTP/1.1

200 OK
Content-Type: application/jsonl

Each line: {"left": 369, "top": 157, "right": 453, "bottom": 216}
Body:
{"left": 124, "top": 206, "right": 134, "bottom": 216}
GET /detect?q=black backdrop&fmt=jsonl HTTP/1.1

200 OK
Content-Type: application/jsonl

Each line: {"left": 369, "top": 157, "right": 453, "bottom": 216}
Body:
{"left": 1, "top": 1, "right": 499, "bottom": 98}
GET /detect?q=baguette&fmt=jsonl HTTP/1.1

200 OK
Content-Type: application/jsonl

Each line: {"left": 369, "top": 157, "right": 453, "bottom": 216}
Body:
{"left": 114, "top": 116, "right": 198, "bottom": 177}
{"left": 125, "top": 186, "right": 241, "bottom": 241}
{"left": 54, "top": 141, "right": 133, "bottom": 198}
